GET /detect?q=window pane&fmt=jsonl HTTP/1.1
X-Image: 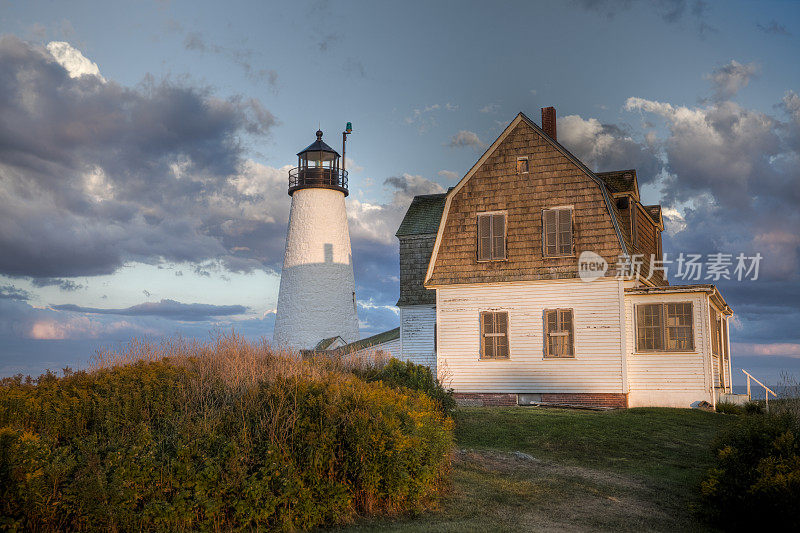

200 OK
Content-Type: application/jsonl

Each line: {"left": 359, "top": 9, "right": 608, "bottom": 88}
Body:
{"left": 637, "top": 304, "right": 663, "bottom": 351}
{"left": 482, "top": 312, "right": 494, "bottom": 335}
{"left": 666, "top": 303, "right": 693, "bottom": 351}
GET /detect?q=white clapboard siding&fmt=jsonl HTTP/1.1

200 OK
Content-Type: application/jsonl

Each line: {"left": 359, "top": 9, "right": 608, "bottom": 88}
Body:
{"left": 400, "top": 305, "right": 437, "bottom": 371}
{"left": 624, "top": 291, "right": 713, "bottom": 407}
{"left": 436, "top": 278, "right": 623, "bottom": 393}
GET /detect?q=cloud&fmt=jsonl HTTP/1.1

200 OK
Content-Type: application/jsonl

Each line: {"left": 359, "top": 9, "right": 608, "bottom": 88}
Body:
{"left": 346, "top": 174, "right": 444, "bottom": 317}
{"left": 734, "top": 343, "right": 800, "bottom": 358}
{"left": 558, "top": 114, "right": 662, "bottom": 180}
{"left": 448, "top": 130, "right": 485, "bottom": 148}
{"left": 705, "top": 60, "right": 759, "bottom": 101}
{"left": 756, "top": 20, "right": 791, "bottom": 36}
{"left": 45, "top": 41, "right": 105, "bottom": 81}
{"left": 621, "top": 91, "right": 800, "bottom": 355}
{"left": 0, "top": 285, "right": 31, "bottom": 301}
{"left": 31, "top": 278, "right": 84, "bottom": 291}
{"left": 571, "top": 0, "right": 716, "bottom": 35}
{"left": 51, "top": 298, "right": 248, "bottom": 321}
{"left": 343, "top": 57, "right": 366, "bottom": 78}
{"left": 480, "top": 103, "right": 500, "bottom": 114}
{"left": 438, "top": 170, "right": 460, "bottom": 181}
{"left": 403, "top": 103, "right": 457, "bottom": 133}
{"left": 0, "top": 36, "right": 283, "bottom": 282}
{"left": 183, "top": 31, "right": 278, "bottom": 85}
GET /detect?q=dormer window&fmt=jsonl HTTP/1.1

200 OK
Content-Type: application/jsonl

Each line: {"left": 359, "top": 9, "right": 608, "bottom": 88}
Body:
{"left": 517, "top": 157, "right": 529, "bottom": 174}
{"left": 543, "top": 208, "right": 573, "bottom": 257}
{"left": 477, "top": 212, "right": 506, "bottom": 261}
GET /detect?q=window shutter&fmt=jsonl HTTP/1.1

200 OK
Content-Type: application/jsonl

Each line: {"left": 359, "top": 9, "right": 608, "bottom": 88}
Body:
{"left": 560, "top": 309, "right": 574, "bottom": 357}
{"left": 478, "top": 215, "right": 491, "bottom": 261}
{"left": 558, "top": 209, "right": 573, "bottom": 255}
{"left": 545, "top": 309, "right": 557, "bottom": 357}
{"left": 495, "top": 312, "right": 509, "bottom": 358}
{"left": 492, "top": 214, "right": 506, "bottom": 259}
{"left": 544, "top": 210, "right": 557, "bottom": 256}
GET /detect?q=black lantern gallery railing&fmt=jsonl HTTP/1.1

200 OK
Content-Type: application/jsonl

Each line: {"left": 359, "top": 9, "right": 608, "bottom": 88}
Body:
{"left": 288, "top": 166, "right": 349, "bottom": 196}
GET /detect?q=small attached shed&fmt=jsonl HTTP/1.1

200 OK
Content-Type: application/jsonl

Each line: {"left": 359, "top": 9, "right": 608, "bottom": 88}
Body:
{"left": 395, "top": 193, "right": 448, "bottom": 372}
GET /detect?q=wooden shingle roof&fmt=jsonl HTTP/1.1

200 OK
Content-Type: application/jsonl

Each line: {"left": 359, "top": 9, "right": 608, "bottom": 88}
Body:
{"left": 396, "top": 193, "right": 447, "bottom": 236}
{"left": 644, "top": 205, "right": 663, "bottom": 229}
{"left": 596, "top": 169, "right": 639, "bottom": 198}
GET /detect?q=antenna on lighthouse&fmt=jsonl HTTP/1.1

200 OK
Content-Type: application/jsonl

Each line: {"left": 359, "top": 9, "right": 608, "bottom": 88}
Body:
{"left": 342, "top": 121, "right": 352, "bottom": 174}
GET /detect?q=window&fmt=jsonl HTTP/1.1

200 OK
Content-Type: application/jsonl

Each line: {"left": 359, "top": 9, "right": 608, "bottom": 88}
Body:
{"left": 517, "top": 157, "right": 529, "bottom": 174}
{"left": 480, "top": 311, "right": 509, "bottom": 359}
{"left": 477, "top": 212, "right": 506, "bottom": 261}
{"left": 544, "top": 309, "right": 574, "bottom": 358}
{"left": 543, "top": 208, "right": 573, "bottom": 257}
{"left": 636, "top": 302, "right": 694, "bottom": 352}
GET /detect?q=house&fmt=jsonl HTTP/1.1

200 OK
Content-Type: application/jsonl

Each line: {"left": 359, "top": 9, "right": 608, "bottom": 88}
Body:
{"left": 308, "top": 327, "right": 401, "bottom": 359}
{"left": 394, "top": 108, "right": 734, "bottom": 409}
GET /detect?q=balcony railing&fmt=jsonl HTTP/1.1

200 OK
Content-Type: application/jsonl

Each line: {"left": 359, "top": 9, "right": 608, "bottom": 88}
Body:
{"left": 288, "top": 167, "right": 348, "bottom": 196}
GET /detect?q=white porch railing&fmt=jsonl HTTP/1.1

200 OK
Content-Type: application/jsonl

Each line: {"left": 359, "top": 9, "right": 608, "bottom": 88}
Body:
{"left": 742, "top": 369, "right": 777, "bottom": 411}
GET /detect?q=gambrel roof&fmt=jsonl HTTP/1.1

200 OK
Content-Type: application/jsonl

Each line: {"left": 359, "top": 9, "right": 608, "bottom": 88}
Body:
{"left": 424, "top": 112, "right": 630, "bottom": 286}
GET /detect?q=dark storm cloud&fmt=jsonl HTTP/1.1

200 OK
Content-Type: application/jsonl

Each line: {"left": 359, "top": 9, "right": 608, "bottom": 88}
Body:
{"left": 0, "top": 35, "right": 280, "bottom": 280}
{"left": 51, "top": 299, "right": 248, "bottom": 321}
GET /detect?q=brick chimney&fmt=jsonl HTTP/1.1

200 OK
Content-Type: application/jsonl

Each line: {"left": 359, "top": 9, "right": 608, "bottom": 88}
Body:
{"left": 541, "top": 107, "right": 556, "bottom": 141}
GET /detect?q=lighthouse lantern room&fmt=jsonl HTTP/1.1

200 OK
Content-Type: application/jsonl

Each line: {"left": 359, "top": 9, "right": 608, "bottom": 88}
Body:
{"left": 273, "top": 128, "right": 360, "bottom": 349}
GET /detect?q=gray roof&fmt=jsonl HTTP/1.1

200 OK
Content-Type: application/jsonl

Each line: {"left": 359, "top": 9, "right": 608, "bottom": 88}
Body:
{"left": 333, "top": 327, "right": 400, "bottom": 354}
{"left": 313, "top": 336, "right": 345, "bottom": 351}
{"left": 396, "top": 193, "right": 447, "bottom": 236}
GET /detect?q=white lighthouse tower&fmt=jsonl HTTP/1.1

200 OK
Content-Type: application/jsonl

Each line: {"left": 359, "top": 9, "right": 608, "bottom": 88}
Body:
{"left": 272, "top": 128, "right": 359, "bottom": 349}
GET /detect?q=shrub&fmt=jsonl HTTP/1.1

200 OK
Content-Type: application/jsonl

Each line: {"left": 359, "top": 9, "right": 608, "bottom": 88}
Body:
{"left": 715, "top": 401, "right": 744, "bottom": 415}
{"left": 700, "top": 412, "right": 800, "bottom": 529}
{"left": 744, "top": 401, "right": 765, "bottom": 415}
{"left": 0, "top": 335, "right": 453, "bottom": 531}
{"left": 357, "top": 358, "right": 456, "bottom": 414}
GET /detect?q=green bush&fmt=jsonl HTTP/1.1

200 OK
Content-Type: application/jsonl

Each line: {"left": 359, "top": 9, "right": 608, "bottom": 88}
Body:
{"left": 358, "top": 358, "right": 456, "bottom": 414}
{"left": 700, "top": 412, "right": 800, "bottom": 528}
{"left": 0, "top": 352, "right": 453, "bottom": 531}
{"left": 744, "top": 401, "right": 765, "bottom": 415}
{"left": 715, "top": 401, "right": 744, "bottom": 415}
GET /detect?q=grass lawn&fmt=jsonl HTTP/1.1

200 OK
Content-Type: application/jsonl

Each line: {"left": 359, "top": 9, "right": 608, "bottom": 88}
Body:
{"left": 341, "top": 407, "right": 733, "bottom": 532}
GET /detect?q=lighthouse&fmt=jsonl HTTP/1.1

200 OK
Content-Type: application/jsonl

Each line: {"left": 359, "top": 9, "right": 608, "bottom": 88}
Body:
{"left": 272, "top": 128, "right": 360, "bottom": 349}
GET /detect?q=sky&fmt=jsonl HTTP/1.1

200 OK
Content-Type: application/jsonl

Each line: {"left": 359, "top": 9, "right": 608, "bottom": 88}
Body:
{"left": 0, "top": 0, "right": 799, "bottom": 386}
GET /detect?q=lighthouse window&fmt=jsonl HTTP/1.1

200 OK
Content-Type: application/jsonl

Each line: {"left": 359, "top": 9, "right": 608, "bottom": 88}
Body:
{"left": 477, "top": 212, "right": 506, "bottom": 261}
